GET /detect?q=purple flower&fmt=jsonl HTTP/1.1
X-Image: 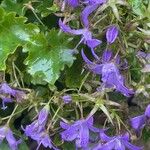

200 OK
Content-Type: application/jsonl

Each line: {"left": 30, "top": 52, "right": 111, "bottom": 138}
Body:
{"left": 65, "top": 0, "right": 79, "bottom": 8}
{"left": 130, "top": 115, "right": 146, "bottom": 135}
{"left": 59, "top": 19, "right": 101, "bottom": 49}
{"left": 0, "top": 83, "right": 26, "bottom": 103}
{"left": 145, "top": 104, "right": 150, "bottom": 117}
{"left": 23, "top": 105, "right": 58, "bottom": 149}
{"left": 93, "top": 131, "right": 142, "bottom": 150}
{"left": 0, "top": 83, "right": 15, "bottom": 96}
{"left": 87, "top": 0, "right": 106, "bottom": 5}
{"left": 62, "top": 95, "right": 72, "bottom": 104}
{"left": 106, "top": 26, "right": 119, "bottom": 44}
{"left": 81, "top": 4, "right": 99, "bottom": 28}
{"left": 24, "top": 106, "right": 49, "bottom": 137}
{"left": 0, "top": 126, "right": 21, "bottom": 150}
{"left": 60, "top": 116, "right": 99, "bottom": 148}
{"left": 130, "top": 104, "right": 150, "bottom": 134}
{"left": 81, "top": 49, "right": 134, "bottom": 97}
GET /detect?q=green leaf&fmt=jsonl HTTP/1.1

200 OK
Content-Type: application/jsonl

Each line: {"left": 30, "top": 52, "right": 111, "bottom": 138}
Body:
{"left": 19, "top": 141, "right": 29, "bottom": 150}
{"left": 24, "top": 30, "right": 76, "bottom": 85}
{"left": 128, "top": 0, "right": 147, "bottom": 17}
{"left": 36, "top": 0, "right": 59, "bottom": 17}
{"left": 0, "top": 7, "right": 39, "bottom": 70}
{"left": 1, "top": 0, "right": 29, "bottom": 16}
{"left": 99, "top": 104, "right": 114, "bottom": 125}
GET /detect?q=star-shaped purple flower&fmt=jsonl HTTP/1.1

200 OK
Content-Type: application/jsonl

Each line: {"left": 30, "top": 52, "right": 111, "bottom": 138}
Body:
{"left": 81, "top": 49, "right": 134, "bottom": 97}
{"left": 59, "top": 19, "right": 101, "bottom": 49}
{"left": 60, "top": 116, "right": 99, "bottom": 149}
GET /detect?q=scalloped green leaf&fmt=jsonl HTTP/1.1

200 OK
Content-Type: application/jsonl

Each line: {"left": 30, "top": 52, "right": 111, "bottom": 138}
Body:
{"left": 0, "top": 7, "right": 39, "bottom": 70}
{"left": 1, "top": 0, "right": 29, "bottom": 15}
{"left": 23, "top": 30, "right": 76, "bottom": 85}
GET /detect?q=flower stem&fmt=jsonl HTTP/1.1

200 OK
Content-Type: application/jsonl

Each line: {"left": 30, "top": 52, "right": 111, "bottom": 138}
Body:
{"left": 6, "top": 104, "right": 19, "bottom": 125}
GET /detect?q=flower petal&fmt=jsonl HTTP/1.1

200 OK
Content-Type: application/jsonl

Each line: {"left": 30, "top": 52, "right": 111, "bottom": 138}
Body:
{"left": 102, "top": 50, "right": 113, "bottom": 63}
{"left": 61, "top": 126, "right": 78, "bottom": 141}
{"left": 130, "top": 115, "right": 146, "bottom": 132}
{"left": 81, "top": 4, "right": 98, "bottom": 28}
{"left": 114, "top": 139, "right": 125, "bottom": 150}
{"left": 59, "top": 19, "right": 84, "bottom": 35}
{"left": 60, "top": 121, "right": 70, "bottom": 129}
{"left": 81, "top": 49, "right": 94, "bottom": 65}
{"left": 0, "top": 126, "right": 7, "bottom": 141}
{"left": 88, "top": 0, "right": 106, "bottom": 5}
{"left": 86, "top": 39, "right": 102, "bottom": 49}
{"left": 145, "top": 104, "right": 150, "bottom": 118}
{"left": 106, "top": 26, "right": 119, "bottom": 44}
{"left": 6, "top": 129, "right": 21, "bottom": 150}
{"left": 66, "top": 0, "right": 79, "bottom": 8}
{"left": 90, "top": 48, "right": 100, "bottom": 60}
{"left": 102, "top": 63, "right": 134, "bottom": 97}
{"left": 123, "top": 140, "right": 143, "bottom": 150}
{"left": 0, "top": 83, "right": 15, "bottom": 95}
{"left": 76, "top": 123, "right": 89, "bottom": 148}
{"left": 98, "top": 140, "right": 116, "bottom": 150}
{"left": 62, "top": 95, "right": 72, "bottom": 104}
{"left": 99, "top": 129, "right": 113, "bottom": 142}
{"left": 38, "top": 106, "right": 49, "bottom": 126}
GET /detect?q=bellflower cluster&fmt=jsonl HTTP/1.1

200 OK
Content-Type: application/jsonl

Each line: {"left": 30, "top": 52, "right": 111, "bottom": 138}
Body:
{"left": 60, "top": 116, "right": 101, "bottom": 149}
{"left": 60, "top": 117, "right": 141, "bottom": 149}
{"left": 0, "top": 126, "right": 21, "bottom": 150}
{"left": 130, "top": 104, "right": 150, "bottom": 135}
{"left": 24, "top": 105, "right": 58, "bottom": 150}
{"left": 0, "top": 83, "right": 26, "bottom": 110}
{"left": 82, "top": 49, "right": 134, "bottom": 97}
{"left": 93, "top": 131, "right": 142, "bottom": 150}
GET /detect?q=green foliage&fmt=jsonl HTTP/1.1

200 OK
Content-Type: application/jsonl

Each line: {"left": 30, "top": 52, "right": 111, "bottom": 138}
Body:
{"left": 0, "top": 141, "right": 29, "bottom": 150}
{"left": 0, "top": 0, "right": 149, "bottom": 149}
{"left": 24, "top": 30, "right": 76, "bottom": 85}
{"left": 1, "top": 0, "right": 29, "bottom": 15}
{"left": 0, "top": 7, "right": 76, "bottom": 86}
{"left": 0, "top": 7, "right": 38, "bottom": 70}
{"left": 128, "top": 0, "right": 150, "bottom": 18}
{"left": 65, "top": 54, "right": 84, "bottom": 88}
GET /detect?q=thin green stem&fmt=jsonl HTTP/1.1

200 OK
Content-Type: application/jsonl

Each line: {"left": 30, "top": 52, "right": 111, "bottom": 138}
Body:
{"left": 31, "top": 9, "right": 45, "bottom": 27}
{"left": 78, "top": 72, "right": 90, "bottom": 93}
{"left": 7, "top": 104, "right": 19, "bottom": 125}
{"left": 2, "top": 105, "right": 29, "bottom": 121}
{"left": 12, "top": 62, "right": 21, "bottom": 88}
